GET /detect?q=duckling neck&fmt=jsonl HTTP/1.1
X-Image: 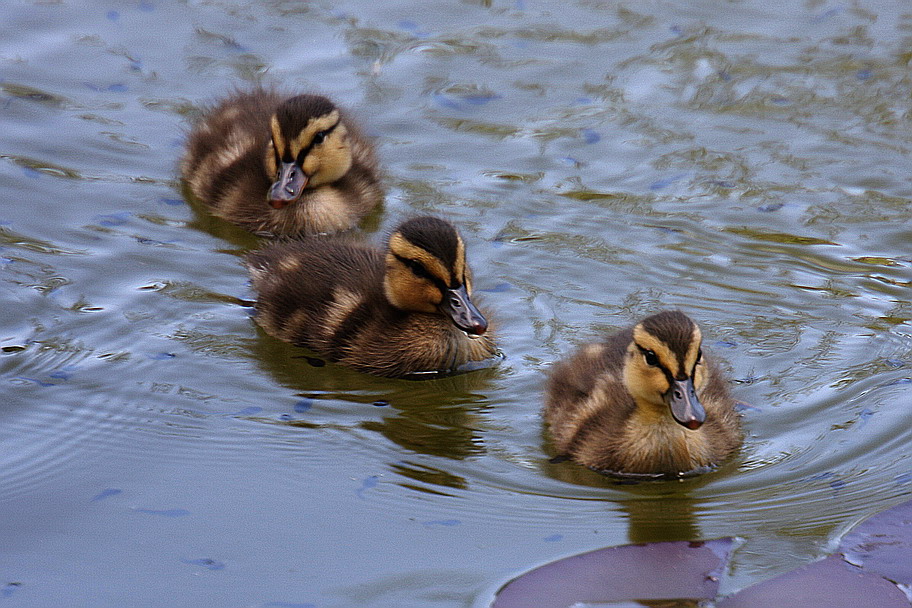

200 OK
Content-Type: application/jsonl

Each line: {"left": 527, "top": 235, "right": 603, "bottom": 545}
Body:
{"left": 622, "top": 399, "right": 712, "bottom": 473}
{"left": 408, "top": 310, "right": 497, "bottom": 370}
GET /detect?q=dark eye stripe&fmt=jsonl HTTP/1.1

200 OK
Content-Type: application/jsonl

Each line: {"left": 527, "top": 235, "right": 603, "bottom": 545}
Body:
{"left": 393, "top": 254, "right": 448, "bottom": 292}
{"left": 289, "top": 121, "right": 339, "bottom": 167}
{"left": 635, "top": 344, "right": 679, "bottom": 385}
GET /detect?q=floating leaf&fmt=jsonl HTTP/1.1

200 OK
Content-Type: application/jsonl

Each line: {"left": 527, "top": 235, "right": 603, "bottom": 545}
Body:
{"left": 716, "top": 555, "right": 907, "bottom": 607}
{"left": 839, "top": 499, "right": 912, "bottom": 586}
{"left": 493, "top": 539, "right": 732, "bottom": 607}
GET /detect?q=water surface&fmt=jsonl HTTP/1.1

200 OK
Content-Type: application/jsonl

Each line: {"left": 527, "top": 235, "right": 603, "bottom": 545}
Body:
{"left": 2, "top": 1, "right": 912, "bottom": 606}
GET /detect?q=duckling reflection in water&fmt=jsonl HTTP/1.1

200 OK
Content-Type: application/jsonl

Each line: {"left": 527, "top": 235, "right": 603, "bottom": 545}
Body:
{"left": 182, "top": 88, "right": 382, "bottom": 236}
{"left": 246, "top": 216, "right": 499, "bottom": 378}
{"left": 545, "top": 311, "right": 741, "bottom": 477}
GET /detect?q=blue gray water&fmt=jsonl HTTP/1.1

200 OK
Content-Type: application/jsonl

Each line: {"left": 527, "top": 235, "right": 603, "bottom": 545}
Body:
{"left": 2, "top": 1, "right": 911, "bottom": 606}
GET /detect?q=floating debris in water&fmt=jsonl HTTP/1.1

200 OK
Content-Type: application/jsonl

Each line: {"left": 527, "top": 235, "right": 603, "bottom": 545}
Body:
{"left": 581, "top": 129, "right": 600, "bottom": 144}
{"left": 757, "top": 202, "right": 784, "bottom": 212}
{"left": 1, "top": 583, "right": 22, "bottom": 599}
{"left": 14, "top": 376, "right": 55, "bottom": 387}
{"left": 829, "top": 479, "right": 847, "bottom": 495}
{"left": 182, "top": 558, "right": 225, "bottom": 571}
{"left": 231, "top": 406, "right": 262, "bottom": 416}
{"left": 422, "top": 519, "right": 461, "bottom": 527}
{"left": 396, "top": 19, "right": 430, "bottom": 38}
{"left": 91, "top": 488, "right": 122, "bottom": 502}
{"left": 480, "top": 282, "right": 512, "bottom": 293}
{"left": 356, "top": 475, "right": 379, "bottom": 499}
{"left": 93, "top": 212, "right": 131, "bottom": 227}
{"left": 649, "top": 172, "right": 688, "bottom": 191}
{"left": 136, "top": 508, "right": 191, "bottom": 517}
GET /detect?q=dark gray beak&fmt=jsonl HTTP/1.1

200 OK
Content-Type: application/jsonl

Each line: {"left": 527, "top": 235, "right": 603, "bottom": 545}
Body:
{"left": 439, "top": 284, "right": 487, "bottom": 336}
{"left": 268, "top": 161, "right": 308, "bottom": 209}
{"left": 668, "top": 377, "right": 706, "bottom": 430}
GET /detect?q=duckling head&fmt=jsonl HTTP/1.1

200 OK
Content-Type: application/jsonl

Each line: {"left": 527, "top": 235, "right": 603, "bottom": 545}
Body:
{"left": 622, "top": 311, "right": 707, "bottom": 430}
{"left": 264, "top": 95, "right": 353, "bottom": 209}
{"left": 383, "top": 217, "right": 488, "bottom": 336}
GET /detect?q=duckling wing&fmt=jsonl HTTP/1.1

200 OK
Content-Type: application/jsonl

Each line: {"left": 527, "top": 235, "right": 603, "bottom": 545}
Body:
{"left": 544, "top": 332, "right": 632, "bottom": 450}
{"left": 182, "top": 89, "right": 281, "bottom": 208}
{"left": 246, "top": 238, "right": 383, "bottom": 349}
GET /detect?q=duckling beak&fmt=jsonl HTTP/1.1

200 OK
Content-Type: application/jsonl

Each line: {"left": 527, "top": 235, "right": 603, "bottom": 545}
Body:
{"left": 268, "top": 162, "right": 308, "bottom": 209}
{"left": 440, "top": 284, "right": 488, "bottom": 336}
{"left": 668, "top": 377, "right": 706, "bottom": 430}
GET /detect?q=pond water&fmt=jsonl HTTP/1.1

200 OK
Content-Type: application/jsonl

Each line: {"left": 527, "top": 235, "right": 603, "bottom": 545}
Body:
{"left": 2, "top": 0, "right": 911, "bottom": 606}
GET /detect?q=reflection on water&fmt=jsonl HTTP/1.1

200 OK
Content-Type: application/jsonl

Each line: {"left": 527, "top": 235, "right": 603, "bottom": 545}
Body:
{"left": 253, "top": 323, "right": 503, "bottom": 463}
{"left": 2, "top": 0, "right": 912, "bottom": 606}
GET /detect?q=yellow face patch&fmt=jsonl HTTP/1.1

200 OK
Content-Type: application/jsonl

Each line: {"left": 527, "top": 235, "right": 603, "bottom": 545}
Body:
{"left": 625, "top": 321, "right": 704, "bottom": 409}
{"left": 382, "top": 231, "right": 474, "bottom": 314}
{"left": 684, "top": 324, "right": 702, "bottom": 376}
{"left": 454, "top": 235, "right": 466, "bottom": 286}
{"left": 266, "top": 110, "right": 351, "bottom": 188}
{"left": 383, "top": 251, "right": 441, "bottom": 313}
{"left": 388, "top": 233, "right": 451, "bottom": 284}
{"left": 631, "top": 323, "right": 702, "bottom": 379}
{"left": 270, "top": 115, "right": 285, "bottom": 156}
{"left": 291, "top": 110, "right": 340, "bottom": 154}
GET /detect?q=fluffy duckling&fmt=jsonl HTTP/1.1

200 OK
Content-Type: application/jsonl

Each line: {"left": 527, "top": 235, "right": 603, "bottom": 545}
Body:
{"left": 246, "top": 216, "right": 499, "bottom": 378}
{"left": 181, "top": 88, "right": 382, "bottom": 236}
{"left": 545, "top": 311, "right": 741, "bottom": 477}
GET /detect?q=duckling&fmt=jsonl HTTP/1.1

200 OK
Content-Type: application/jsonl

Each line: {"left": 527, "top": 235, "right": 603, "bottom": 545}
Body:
{"left": 544, "top": 310, "right": 741, "bottom": 477}
{"left": 181, "top": 88, "right": 382, "bottom": 236}
{"left": 246, "top": 216, "right": 499, "bottom": 378}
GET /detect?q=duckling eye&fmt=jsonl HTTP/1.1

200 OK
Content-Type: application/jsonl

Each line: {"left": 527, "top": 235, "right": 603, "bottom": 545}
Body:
{"left": 405, "top": 259, "right": 430, "bottom": 279}
{"left": 312, "top": 130, "right": 328, "bottom": 145}
{"left": 643, "top": 350, "right": 659, "bottom": 367}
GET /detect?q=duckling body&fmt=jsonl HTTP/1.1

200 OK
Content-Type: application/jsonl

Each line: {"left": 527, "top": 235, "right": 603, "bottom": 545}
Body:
{"left": 182, "top": 89, "right": 382, "bottom": 236}
{"left": 545, "top": 311, "right": 740, "bottom": 477}
{"left": 246, "top": 216, "right": 498, "bottom": 378}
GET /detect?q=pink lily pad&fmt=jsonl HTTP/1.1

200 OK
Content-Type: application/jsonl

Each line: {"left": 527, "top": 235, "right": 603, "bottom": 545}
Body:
{"left": 715, "top": 555, "right": 909, "bottom": 608}
{"left": 491, "top": 538, "right": 732, "bottom": 607}
{"left": 838, "top": 498, "right": 912, "bottom": 586}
